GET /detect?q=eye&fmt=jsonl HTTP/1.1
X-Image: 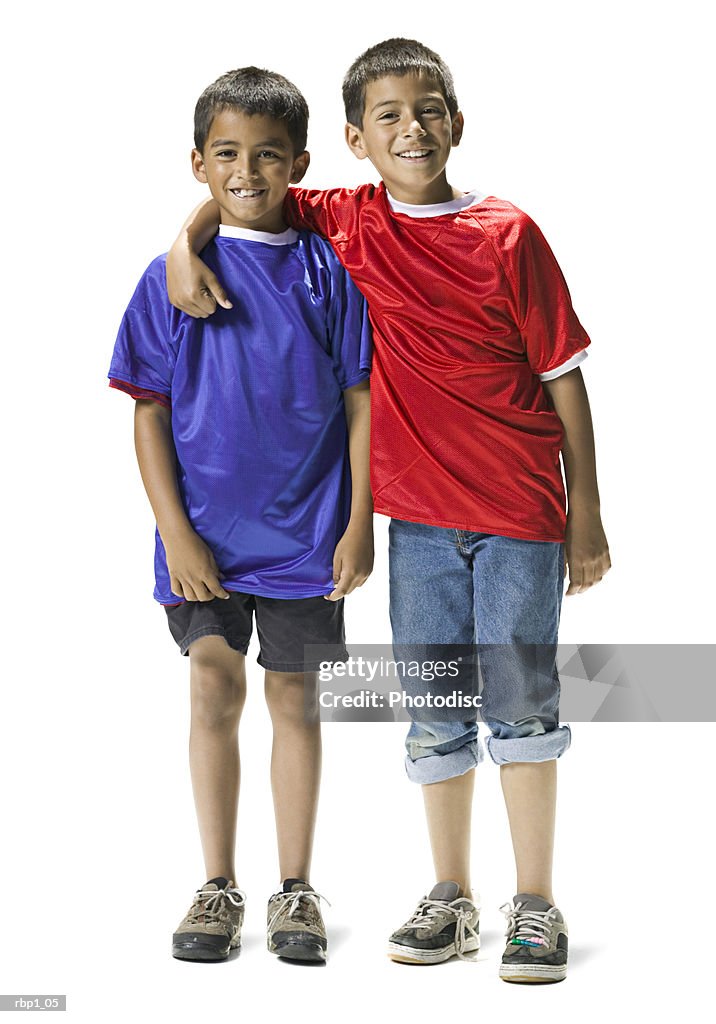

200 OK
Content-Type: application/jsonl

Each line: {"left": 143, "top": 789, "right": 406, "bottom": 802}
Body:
{"left": 422, "top": 106, "right": 444, "bottom": 116}
{"left": 215, "top": 149, "right": 237, "bottom": 159}
{"left": 258, "top": 150, "right": 280, "bottom": 159}
{"left": 378, "top": 112, "right": 399, "bottom": 121}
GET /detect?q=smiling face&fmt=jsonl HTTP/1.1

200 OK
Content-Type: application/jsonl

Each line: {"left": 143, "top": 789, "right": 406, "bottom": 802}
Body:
{"left": 345, "top": 73, "right": 463, "bottom": 205}
{"left": 191, "top": 109, "right": 310, "bottom": 232}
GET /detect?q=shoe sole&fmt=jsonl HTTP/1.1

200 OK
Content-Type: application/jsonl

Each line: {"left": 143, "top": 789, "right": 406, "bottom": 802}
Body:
{"left": 387, "top": 936, "right": 480, "bottom": 964}
{"left": 172, "top": 940, "right": 239, "bottom": 962}
{"left": 499, "top": 963, "right": 566, "bottom": 983}
{"left": 271, "top": 940, "right": 326, "bottom": 963}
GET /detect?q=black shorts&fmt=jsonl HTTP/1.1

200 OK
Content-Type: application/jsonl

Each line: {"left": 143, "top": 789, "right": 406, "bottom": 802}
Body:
{"left": 164, "top": 591, "right": 347, "bottom": 672}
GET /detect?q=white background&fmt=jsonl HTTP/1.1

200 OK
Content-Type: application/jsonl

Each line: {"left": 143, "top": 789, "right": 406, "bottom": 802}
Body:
{"left": 1, "top": 0, "right": 713, "bottom": 1019}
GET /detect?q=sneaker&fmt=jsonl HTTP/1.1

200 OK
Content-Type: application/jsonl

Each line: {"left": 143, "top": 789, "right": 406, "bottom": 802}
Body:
{"left": 387, "top": 882, "right": 480, "bottom": 964}
{"left": 499, "top": 893, "right": 568, "bottom": 983}
{"left": 266, "top": 879, "right": 328, "bottom": 962}
{"left": 172, "top": 877, "right": 246, "bottom": 961}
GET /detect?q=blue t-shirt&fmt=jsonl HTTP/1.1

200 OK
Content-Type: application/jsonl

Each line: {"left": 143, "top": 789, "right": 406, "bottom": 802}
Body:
{"left": 108, "top": 224, "right": 372, "bottom": 604}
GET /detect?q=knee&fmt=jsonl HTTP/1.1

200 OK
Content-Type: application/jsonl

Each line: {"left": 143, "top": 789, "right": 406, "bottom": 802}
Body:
{"left": 190, "top": 662, "right": 245, "bottom": 729}
{"left": 265, "top": 672, "right": 318, "bottom": 727}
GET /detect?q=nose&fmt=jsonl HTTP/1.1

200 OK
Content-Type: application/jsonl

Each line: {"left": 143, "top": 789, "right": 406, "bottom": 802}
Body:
{"left": 403, "top": 117, "right": 427, "bottom": 138}
{"left": 236, "top": 157, "right": 259, "bottom": 181}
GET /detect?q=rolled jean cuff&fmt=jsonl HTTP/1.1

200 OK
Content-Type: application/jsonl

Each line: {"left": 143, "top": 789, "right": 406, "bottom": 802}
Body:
{"left": 485, "top": 724, "right": 571, "bottom": 765}
{"left": 404, "top": 737, "right": 484, "bottom": 784}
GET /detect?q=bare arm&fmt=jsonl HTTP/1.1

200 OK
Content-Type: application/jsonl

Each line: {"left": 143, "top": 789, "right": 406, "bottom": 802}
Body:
{"left": 165, "top": 198, "right": 228, "bottom": 317}
{"left": 134, "top": 399, "right": 229, "bottom": 601}
{"left": 542, "top": 367, "right": 611, "bottom": 595}
{"left": 325, "top": 379, "right": 373, "bottom": 601}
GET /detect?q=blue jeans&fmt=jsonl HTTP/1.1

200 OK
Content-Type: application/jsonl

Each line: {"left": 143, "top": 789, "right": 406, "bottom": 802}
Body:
{"left": 389, "top": 519, "right": 571, "bottom": 782}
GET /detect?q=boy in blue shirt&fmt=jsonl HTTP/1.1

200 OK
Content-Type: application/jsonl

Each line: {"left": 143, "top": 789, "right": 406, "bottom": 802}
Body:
{"left": 108, "top": 67, "right": 372, "bottom": 963}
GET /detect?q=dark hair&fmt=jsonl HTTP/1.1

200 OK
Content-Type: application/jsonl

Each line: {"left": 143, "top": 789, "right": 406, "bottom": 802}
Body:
{"left": 194, "top": 66, "right": 309, "bottom": 154}
{"left": 342, "top": 38, "right": 459, "bottom": 128}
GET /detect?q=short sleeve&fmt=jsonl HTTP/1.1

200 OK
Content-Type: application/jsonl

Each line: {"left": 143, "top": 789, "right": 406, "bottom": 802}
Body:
{"left": 511, "top": 214, "right": 591, "bottom": 378}
{"left": 108, "top": 256, "right": 178, "bottom": 402}
{"left": 325, "top": 253, "right": 372, "bottom": 390}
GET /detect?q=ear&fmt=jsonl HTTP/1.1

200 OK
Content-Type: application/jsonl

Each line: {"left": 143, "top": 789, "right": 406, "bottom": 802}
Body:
{"left": 451, "top": 112, "right": 465, "bottom": 148}
{"left": 290, "top": 150, "right": 311, "bottom": 185}
{"left": 191, "top": 148, "right": 208, "bottom": 184}
{"left": 345, "top": 122, "right": 369, "bottom": 161}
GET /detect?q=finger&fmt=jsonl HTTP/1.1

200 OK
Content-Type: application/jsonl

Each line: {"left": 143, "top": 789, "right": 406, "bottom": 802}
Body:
{"left": 170, "top": 575, "right": 185, "bottom": 599}
{"left": 583, "top": 560, "right": 596, "bottom": 590}
{"left": 184, "top": 300, "right": 212, "bottom": 319}
{"left": 175, "top": 300, "right": 204, "bottom": 317}
{"left": 338, "top": 573, "right": 358, "bottom": 597}
{"left": 194, "top": 288, "right": 216, "bottom": 317}
{"left": 182, "top": 581, "right": 199, "bottom": 602}
{"left": 573, "top": 564, "right": 590, "bottom": 594}
{"left": 189, "top": 578, "right": 215, "bottom": 602}
{"left": 325, "top": 572, "right": 348, "bottom": 601}
{"left": 566, "top": 565, "right": 583, "bottom": 596}
{"left": 203, "top": 272, "right": 233, "bottom": 310}
{"left": 592, "top": 557, "right": 611, "bottom": 586}
{"left": 205, "top": 557, "right": 230, "bottom": 599}
{"left": 206, "top": 575, "right": 231, "bottom": 600}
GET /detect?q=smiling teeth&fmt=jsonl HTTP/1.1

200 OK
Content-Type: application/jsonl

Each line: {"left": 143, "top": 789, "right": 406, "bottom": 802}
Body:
{"left": 399, "top": 150, "right": 430, "bottom": 158}
{"left": 233, "top": 188, "right": 263, "bottom": 197}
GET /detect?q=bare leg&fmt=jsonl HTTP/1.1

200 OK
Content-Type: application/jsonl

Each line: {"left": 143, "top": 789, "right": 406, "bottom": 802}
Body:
{"left": 500, "top": 760, "right": 556, "bottom": 903}
{"left": 422, "top": 768, "right": 475, "bottom": 896}
{"left": 188, "top": 636, "right": 247, "bottom": 882}
{"left": 264, "top": 671, "right": 321, "bottom": 883}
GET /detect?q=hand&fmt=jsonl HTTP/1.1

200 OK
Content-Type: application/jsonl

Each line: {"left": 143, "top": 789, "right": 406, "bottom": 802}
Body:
{"left": 165, "top": 247, "right": 232, "bottom": 319}
{"left": 164, "top": 528, "right": 230, "bottom": 601}
{"left": 325, "top": 523, "right": 374, "bottom": 601}
{"left": 564, "top": 506, "right": 611, "bottom": 595}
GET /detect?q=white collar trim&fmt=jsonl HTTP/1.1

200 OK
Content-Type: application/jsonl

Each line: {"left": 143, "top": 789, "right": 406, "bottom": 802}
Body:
{"left": 387, "top": 189, "right": 488, "bottom": 218}
{"left": 219, "top": 224, "right": 298, "bottom": 245}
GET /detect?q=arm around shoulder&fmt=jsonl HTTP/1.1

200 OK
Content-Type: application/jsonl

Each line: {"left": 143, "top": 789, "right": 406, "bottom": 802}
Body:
{"left": 165, "top": 198, "right": 231, "bottom": 318}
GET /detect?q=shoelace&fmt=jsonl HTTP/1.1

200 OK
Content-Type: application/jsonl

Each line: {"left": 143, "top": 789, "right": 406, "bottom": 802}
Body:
{"left": 407, "top": 898, "right": 479, "bottom": 961}
{"left": 500, "top": 900, "right": 558, "bottom": 947}
{"left": 186, "top": 884, "right": 246, "bottom": 925}
{"left": 267, "top": 889, "right": 330, "bottom": 933}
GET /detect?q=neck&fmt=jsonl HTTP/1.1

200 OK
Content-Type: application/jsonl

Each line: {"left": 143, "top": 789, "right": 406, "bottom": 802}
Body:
{"left": 385, "top": 174, "right": 458, "bottom": 206}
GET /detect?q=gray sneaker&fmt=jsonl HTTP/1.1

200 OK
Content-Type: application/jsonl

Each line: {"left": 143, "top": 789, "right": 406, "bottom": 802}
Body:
{"left": 172, "top": 877, "right": 246, "bottom": 961}
{"left": 266, "top": 879, "right": 328, "bottom": 962}
{"left": 387, "top": 882, "right": 480, "bottom": 964}
{"left": 499, "top": 893, "right": 568, "bottom": 983}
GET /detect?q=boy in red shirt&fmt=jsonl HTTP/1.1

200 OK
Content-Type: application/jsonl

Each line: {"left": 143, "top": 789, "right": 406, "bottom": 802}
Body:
{"left": 166, "top": 39, "right": 610, "bottom": 982}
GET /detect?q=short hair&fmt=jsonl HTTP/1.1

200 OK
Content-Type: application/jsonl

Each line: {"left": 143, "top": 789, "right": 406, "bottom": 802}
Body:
{"left": 194, "top": 67, "right": 309, "bottom": 155}
{"left": 342, "top": 38, "right": 459, "bottom": 129}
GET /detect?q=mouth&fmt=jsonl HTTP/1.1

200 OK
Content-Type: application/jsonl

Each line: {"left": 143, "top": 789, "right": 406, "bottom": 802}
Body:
{"left": 230, "top": 188, "right": 266, "bottom": 199}
{"left": 396, "top": 149, "right": 433, "bottom": 161}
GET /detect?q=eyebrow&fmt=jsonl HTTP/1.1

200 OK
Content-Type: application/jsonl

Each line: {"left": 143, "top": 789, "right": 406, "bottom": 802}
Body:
{"left": 210, "top": 137, "right": 288, "bottom": 148}
{"left": 370, "top": 95, "right": 446, "bottom": 113}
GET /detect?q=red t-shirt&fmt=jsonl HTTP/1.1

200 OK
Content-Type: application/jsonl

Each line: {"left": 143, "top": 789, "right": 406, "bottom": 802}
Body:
{"left": 286, "top": 183, "right": 591, "bottom": 542}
